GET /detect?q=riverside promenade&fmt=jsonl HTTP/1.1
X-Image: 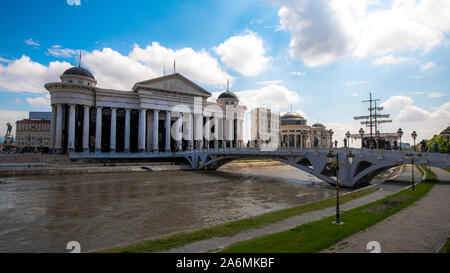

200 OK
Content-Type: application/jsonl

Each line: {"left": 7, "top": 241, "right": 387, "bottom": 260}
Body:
{"left": 323, "top": 167, "right": 450, "bottom": 253}
{"left": 162, "top": 166, "right": 421, "bottom": 253}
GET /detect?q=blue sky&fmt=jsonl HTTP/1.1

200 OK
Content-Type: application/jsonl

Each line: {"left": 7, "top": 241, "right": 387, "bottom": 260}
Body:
{"left": 0, "top": 0, "right": 449, "bottom": 145}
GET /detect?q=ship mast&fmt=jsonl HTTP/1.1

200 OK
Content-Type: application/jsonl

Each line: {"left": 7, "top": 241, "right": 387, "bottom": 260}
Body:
{"left": 353, "top": 92, "right": 392, "bottom": 137}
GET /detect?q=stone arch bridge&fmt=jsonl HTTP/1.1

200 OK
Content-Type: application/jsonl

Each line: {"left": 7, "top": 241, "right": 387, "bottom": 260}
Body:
{"left": 71, "top": 148, "right": 450, "bottom": 188}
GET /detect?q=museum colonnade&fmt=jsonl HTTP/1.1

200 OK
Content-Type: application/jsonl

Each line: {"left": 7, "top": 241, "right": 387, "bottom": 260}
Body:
{"left": 49, "top": 104, "right": 244, "bottom": 154}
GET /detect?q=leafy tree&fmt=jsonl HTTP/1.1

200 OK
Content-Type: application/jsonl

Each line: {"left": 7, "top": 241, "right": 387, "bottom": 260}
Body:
{"left": 420, "top": 126, "right": 450, "bottom": 153}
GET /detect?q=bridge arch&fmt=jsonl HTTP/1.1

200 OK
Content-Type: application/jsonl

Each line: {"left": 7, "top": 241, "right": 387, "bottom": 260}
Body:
{"left": 196, "top": 154, "right": 336, "bottom": 185}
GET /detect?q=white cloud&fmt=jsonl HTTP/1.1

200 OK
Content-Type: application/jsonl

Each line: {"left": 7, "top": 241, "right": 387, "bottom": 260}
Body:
{"left": 346, "top": 80, "right": 366, "bottom": 86}
{"left": 210, "top": 84, "right": 302, "bottom": 109}
{"left": 278, "top": 0, "right": 353, "bottom": 66}
{"left": 420, "top": 61, "right": 435, "bottom": 71}
{"left": 26, "top": 94, "right": 51, "bottom": 108}
{"left": 66, "top": 0, "right": 81, "bottom": 6}
{"left": 428, "top": 92, "right": 446, "bottom": 98}
{"left": 380, "top": 95, "right": 450, "bottom": 122}
{"left": 290, "top": 71, "right": 305, "bottom": 77}
{"left": 47, "top": 45, "right": 78, "bottom": 58}
{"left": 257, "top": 80, "right": 283, "bottom": 85}
{"left": 0, "top": 55, "right": 72, "bottom": 93}
{"left": 214, "top": 31, "right": 269, "bottom": 76}
{"left": 372, "top": 55, "right": 414, "bottom": 65}
{"left": 277, "top": 0, "right": 450, "bottom": 66}
{"left": 83, "top": 47, "right": 157, "bottom": 90}
{"left": 325, "top": 121, "right": 361, "bottom": 148}
{"left": 25, "top": 38, "right": 40, "bottom": 46}
{"left": 0, "top": 110, "right": 28, "bottom": 137}
{"left": 412, "top": 91, "right": 425, "bottom": 95}
{"left": 396, "top": 102, "right": 450, "bottom": 122}
{"left": 250, "top": 19, "right": 264, "bottom": 25}
{"left": 130, "top": 42, "right": 231, "bottom": 86}
{"left": 0, "top": 42, "right": 233, "bottom": 93}
{"left": 0, "top": 57, "right": 10, "bottom": 64}
{"left": 381, "top": 95, "right": 414, "bottom": 110}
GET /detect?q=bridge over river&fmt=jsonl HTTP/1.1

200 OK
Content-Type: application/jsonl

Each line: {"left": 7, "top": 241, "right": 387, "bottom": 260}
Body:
{"left": 70, "top": 148, "right": 450, "bottom": 188}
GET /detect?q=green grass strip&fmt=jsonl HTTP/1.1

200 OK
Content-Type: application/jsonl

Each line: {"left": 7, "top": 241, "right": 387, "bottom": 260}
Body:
{"left": 442, "top": 168, "right": 450, "bottom": 172}
{"left": 438, "top": 237, "right": 450, "bottom": 253}
{"left": 103, "top": 187, "right": 378, "bottom": 253}
{"left": 221, "top": 172, "right": 437, "bottom": 253}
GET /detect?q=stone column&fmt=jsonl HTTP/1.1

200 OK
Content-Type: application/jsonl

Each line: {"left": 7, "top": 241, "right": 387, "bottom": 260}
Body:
{"left": 146, "top": 110, "right": 153, "bottom": 152}
{"left": 138, "top": 109, "right": 146, "bottom": 152}
{"left": 237, "top": 119, "right": 243, "bottom": 148}
{"left": 153, "top": 110, "right": 159, "bottom": 152}
{"left": 50, "top": 105, "right": 56, "bottom": 153}
{"left": 175, "top": 112, "right": 182, "bottom": 151}
{"left": 68, "top": 104, "right": 76, "bottom": 152}
{"left": 110, "top": 108, "right": 117, "bottom": 153}
{"left": 82, "top": 106, "right": 90, "bottom": 152}
{"left": 95, "top": 107, "right": 102, "bottom": 153}
{"left": 194, "top": 114, "right": 203, "bottom": 149}
{"left": 54, "top": 104, "right": 63, "bottom": 153}
{"left": 213, "top": 116, "right": 218, "bottom": 149}
{"left": 124, "top": 109, "right": 130, "bottom": 153}
{"left": 204, "top": 117, "right": 210, "bottom": 149}
{"left": 187, "top": 113, "right": 193, "bottom": 150}
{"left": 165, "top": 111, "right": 171, "bottom": 152}
{"left": 227, "top": 119, "right": 233, "bottom": 149}
{"left": 220, "top": 117, "right": 225, "bottom": 149}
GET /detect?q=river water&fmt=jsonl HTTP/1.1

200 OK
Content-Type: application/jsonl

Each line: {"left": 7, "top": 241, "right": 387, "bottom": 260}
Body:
{"left": 0, "top": 165, "right": 349, "bottom": 253}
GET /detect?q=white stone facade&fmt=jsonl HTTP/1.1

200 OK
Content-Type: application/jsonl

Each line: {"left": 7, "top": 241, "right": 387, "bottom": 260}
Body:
{"left": 250, "top": 108, "right": 280, "bottom": 149}
{"left": 45, "top": 69, "right": 246, "bottom": 154}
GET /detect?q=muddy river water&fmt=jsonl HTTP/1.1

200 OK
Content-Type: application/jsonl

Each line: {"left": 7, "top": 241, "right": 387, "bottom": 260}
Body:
{"left": 0, "top": 165, "right": 354, "bottom": 252}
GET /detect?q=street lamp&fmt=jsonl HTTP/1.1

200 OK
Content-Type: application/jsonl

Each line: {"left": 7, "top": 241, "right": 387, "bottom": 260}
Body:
{"left": 359, "top": 128, "right": 364, "bottom": 148}
{"left": 405, "top": 152, "right": 417, "bottom": 191}
{"left": 326, "top": 150, "right": 355, "bottom": 225}
{"left": 345, "top": 131, "right": 351, "bottom": 148}
{"left": 397, "top": 128, "right": 403, "bottom": 151}
{"left": 411, "top": 131, "right": 417, "bottom": 152}
{"left": 329, "top": 129, "right": 334, "bottom": 148}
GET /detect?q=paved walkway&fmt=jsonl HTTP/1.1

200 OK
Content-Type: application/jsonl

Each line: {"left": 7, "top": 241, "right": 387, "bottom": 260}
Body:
{"left": 162, "top": 166, "right": 420, "bottom": 253}
{"left": 323, "top": 167, "right": 450, "bottom": 253}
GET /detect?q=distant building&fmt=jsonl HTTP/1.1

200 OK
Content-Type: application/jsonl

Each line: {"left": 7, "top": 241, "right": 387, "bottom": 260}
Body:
{"left": 29, "top": 111, "right": 52, "bottom": 120}
{"left": 401, "top": 143, "right": 411, "bottom": 149}
{"left": 280, "top": 112, "right": 333, "bottom": 148}
{"left": 45, "top": 65, "right": 246, "bottom": 154}
{"left": 15, "top": 115, "right": 51, "bottom": 153}
{"left": 250, "top": 108, "right": 280, "bottom": 149}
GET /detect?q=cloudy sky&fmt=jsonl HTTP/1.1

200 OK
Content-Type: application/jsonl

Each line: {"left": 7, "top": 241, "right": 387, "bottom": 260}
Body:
{"left": 0, "top": 0, "right": 449, "bottom": 145}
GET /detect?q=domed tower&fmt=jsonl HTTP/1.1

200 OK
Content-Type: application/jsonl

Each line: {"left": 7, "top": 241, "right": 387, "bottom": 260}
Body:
{"left": 60, "top": 66, "right": 97, "bottom": 87}
{"left": 312, "top": 122, "right": 325, "bottom": 128}
{"left": 280, "top": 112, "right": 307, "bottom": 126}
{"left": 216, "top": 81, "right": 239, "bottom": 105}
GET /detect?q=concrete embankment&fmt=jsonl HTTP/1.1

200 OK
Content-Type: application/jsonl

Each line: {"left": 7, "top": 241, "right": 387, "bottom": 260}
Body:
{"left": 0, "top": 159, "right": 284, "bottom": 178}
{"left": 0, "top": 163, "right": 191, "bottom": 178}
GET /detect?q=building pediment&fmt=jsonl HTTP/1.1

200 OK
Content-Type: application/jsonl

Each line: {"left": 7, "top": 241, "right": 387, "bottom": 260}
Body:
{"left": 133, "top": 73, "right": 211, "bottom": 97}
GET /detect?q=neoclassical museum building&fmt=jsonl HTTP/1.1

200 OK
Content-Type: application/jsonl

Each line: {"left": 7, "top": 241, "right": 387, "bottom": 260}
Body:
{"left": 45, "top": 65, "right": 247, "bottom": 154}
{"left": 280, "top": 112, "right": 333, "bottom": 148}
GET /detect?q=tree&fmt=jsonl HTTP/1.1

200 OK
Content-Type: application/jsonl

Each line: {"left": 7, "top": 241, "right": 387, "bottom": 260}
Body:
{"left": 423, "top": 126, "right": 450, "bottom": 154}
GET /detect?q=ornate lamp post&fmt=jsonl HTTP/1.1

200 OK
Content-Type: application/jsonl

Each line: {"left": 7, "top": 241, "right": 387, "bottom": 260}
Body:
{"left": 359, "top": 128, "right": 364, "bottom": 148}
{"left": 405, "top": 152, "right": 416, "bottom": 191}
{"left": 345, "top": 131, "right": 351, "bottom": 148}
{"left": 328, "top": 129, "right": 334, "bottom": 148}
{"left": 326, "top": 150, "right": 355, "bottom": 225}
{"left": 397, "top": 128, "right": 403, "bottom": 151}
{"left": 411, "top": 131, "right": 417, "bottom": 152}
